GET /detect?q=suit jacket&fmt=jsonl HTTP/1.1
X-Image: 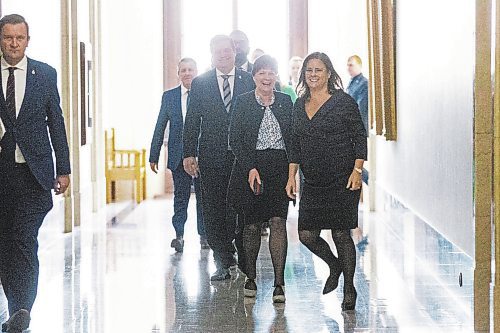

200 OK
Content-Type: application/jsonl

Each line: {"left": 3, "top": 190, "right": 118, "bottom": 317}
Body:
{"left": 0, "top": 58, "right": 71, "bottom": 191}
{"left": 149, "top": 85, "right": 185, "bottom": 170}
{"left": 183, "top": 68, "right": 255, "bottom": 168}
{"left": 347, "top": 73, "right": 368, "bottom": 136}
{"left": 228, "top": 91, "right": 294, "bottom": 211}
{"left": 245, "top": 62, "right": 253, "bottom": 74}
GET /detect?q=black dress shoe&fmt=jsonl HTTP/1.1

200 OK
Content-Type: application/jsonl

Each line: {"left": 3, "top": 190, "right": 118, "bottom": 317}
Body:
{"left": 341, "top": 286, "right": 357, "bottom": 311}
{"left": 272, "top": 285, "right": 286, "bottom": 303}
{"left": 243, "top": 278, "right": 257, "bottom": 297}
{"left": 170, "top": 238, "right": 184, "bottom": 252}
{"left": 210, "top": 267, "right": 230, "bottom": 281}
{"left": 200, "top": 237, "right": 210, "bottom": 250}
{"left": 323, "top": 265, "right": 343, "bottom": 295}
{"left": 2, "top": 309, "right": 30, "bottom": 333}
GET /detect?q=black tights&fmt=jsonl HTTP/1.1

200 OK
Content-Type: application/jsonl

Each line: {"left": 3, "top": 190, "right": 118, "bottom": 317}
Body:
{"left": 298, "top": 229, "right": 356, "bottom": 289}
{"left": 243, "top": 217, "right": 287, "bottom": 286}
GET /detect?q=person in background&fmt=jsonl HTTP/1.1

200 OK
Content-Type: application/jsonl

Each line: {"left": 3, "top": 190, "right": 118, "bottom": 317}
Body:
{"left": 149, "top": 58, "right": 208, "bottom": 253}
{"left": 346, "top": 55, "right": 369, "bottom": 249}
{"left": 250, "top": 48, "right": 264, "bottom": 63}
{"left": 286, "top": 52, "right": 367, "bottom": 311}
{"left": 183, "top": 35, "right": 255, "bottom": 281}
{"left": 229, "top": 55, "right": 293, "bottom": 303}
{"left": 230, "top": 30, "right": 252, "bottom": 73}
{"left": 346, "top": 55, "right": 368, "bottom": 137}
{"left": 0, "top": 14, "right": 71, "bottom": 332}
{"left": 281, "top": 56, "right": 303, "bottom": 103}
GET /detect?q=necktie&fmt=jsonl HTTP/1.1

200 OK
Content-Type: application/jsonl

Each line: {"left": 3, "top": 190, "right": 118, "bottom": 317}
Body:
{"left": 6, "top": 67, "right": 17, "bottom": 122}
{"left": 186, "top": 89, "right": 190, "bottom": 108}
{"left": 221, "top": 75, "right": 231, "bottom": 112}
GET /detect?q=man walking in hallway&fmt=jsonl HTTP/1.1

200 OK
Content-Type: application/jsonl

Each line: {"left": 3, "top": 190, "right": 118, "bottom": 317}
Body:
{"left": 0, "top": 14, "right": 71, "bottom": 333}
{"left": 183, "top": 35, "right": 254, "bottom": 281}
{"left": 230, "top": 30, "right": 252, "bottom": 73}
{"left": 347, "top": 55, "right": 368, "bottom": 136}
{"left": 150, "top": 58, "right": 208, "bottom": 253}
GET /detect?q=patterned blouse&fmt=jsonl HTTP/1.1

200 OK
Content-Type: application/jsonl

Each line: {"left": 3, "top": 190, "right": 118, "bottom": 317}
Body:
{"left": 255, "top": 93, "right": 286, "bottom": 151}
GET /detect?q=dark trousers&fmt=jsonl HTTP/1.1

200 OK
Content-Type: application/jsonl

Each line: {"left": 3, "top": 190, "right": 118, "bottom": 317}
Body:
{"left": 171, "top": 161, "right": 205, "bottom": 238}
{"left": 199, "top": 151, "right": 245, "bottom": 270}
{"left": 0, "top": 162, "right": 52, "bottom": 315}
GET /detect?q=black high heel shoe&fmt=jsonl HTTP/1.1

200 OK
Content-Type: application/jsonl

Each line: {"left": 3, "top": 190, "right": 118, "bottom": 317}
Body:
{"left": 322, "top": 265, "right": 342, "bottom": 295}
{"left": 341, "top": 286, "right": 357, "bottom": 311}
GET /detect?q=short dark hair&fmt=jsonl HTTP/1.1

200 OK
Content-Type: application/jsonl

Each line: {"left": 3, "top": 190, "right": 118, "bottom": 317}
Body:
{"left": 252, "top": 54, "right": 278, "bottom": 76}
{"left": 178, "top": 57, "right": 197, "bottom": 68}
{"left": 0, "top": 14, "right": 29, "bottom": 37}
{"left": 209, "top": 35, "right": 235, "bottom": 53}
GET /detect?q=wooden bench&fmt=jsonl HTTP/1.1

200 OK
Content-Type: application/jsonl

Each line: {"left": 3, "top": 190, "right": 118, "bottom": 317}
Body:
{"left": 105, "top": 128, "right": 146, "bottom": 203}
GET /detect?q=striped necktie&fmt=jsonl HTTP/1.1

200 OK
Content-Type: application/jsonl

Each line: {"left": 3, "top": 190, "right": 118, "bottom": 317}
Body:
{"left": 221, "top": 74, "right": 231, "bottom": 112}
{"left": 6, "top": 67, "right": 17, "bottom": 122}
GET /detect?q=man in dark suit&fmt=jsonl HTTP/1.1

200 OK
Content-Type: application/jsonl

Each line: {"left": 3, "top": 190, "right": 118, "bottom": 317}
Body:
{"left": 347, "top": 55, "right": 368, "bottom": 137}
{"left": 183, "top": 35, "right": 255, "bottom": 281}
{"left": 230, "top": 30, "right": 253, "bottom": 73}
{"left": 149, "top": 58, "right": 207, "bottom": 253}
{"left": 0, "top": 14, "right": 71, "bottom": 333}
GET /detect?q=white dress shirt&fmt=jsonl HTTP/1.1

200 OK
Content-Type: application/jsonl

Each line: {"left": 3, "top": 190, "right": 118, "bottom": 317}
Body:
{"left": 216, "top": 67, "right": 235, "bottom": 102}
{"left": 181, "top": 84, "right": 189, "bottom": 122}
{"left": 1, "top": 56, "right": 28, "bottom": 163}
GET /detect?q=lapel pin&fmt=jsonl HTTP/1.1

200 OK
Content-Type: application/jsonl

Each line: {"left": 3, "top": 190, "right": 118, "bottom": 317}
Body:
{"left": 32, "top": 69, "right": 35, "bottom": 75}
{"left": 238, "top": 75, "right": 241, "bottom": 79}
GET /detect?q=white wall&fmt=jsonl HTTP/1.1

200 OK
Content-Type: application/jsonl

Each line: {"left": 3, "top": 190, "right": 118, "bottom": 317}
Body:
{"left": 101, "top": 0, "right": 164, "bottom": 197}
{"left": 1, "top": 1, "right": 61, "bottom": 74}
{"left": 308, "top": 0, "right": 369, "bottom": 86}
{"left": 376, "top": 0, "right": 475, "bottom": 256}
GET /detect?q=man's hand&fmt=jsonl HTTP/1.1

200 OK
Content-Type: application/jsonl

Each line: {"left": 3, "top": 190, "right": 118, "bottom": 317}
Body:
{"left": 183, "top": 157, "right": 199, "bottom": 177}
{"left": 54, "top": 175, "right": 70, "bottom": 195}
{"left": 150, "top": 162, "right": 158, "bottom": 174}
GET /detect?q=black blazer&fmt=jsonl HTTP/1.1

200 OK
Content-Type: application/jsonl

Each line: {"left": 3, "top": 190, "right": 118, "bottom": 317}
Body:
{"left": 0, "top": 58, "right": 70, "bottom": 190}
{"left": 228, "top": 91, "right": 293, "bottom": 211}
{"left": 183, "top": 68, "right": 255, "bottom": 168}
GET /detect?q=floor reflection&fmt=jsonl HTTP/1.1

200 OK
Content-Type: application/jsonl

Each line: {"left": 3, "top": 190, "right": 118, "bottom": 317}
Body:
{"left": 0, "top": 196, "right": 473, "bottom": 332}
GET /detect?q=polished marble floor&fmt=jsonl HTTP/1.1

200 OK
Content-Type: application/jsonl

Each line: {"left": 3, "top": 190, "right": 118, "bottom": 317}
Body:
{"left": 0, "top": 194, "right": 474, "bottom": 333}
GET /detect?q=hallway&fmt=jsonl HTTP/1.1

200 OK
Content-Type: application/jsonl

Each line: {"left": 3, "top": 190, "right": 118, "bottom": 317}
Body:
{"left": 0, "top": 196, "right": 473, "bottom": 333}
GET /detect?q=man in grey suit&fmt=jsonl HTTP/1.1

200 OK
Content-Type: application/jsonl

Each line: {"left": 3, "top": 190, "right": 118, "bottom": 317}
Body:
{"left": 0, "top": 14, "right": 71, "bottom": 333}
{"left": 149, "top": 58, "right": 207, "bottom": 253}
{"left": 183, "top": 35, "right": 255, "bottom": 281}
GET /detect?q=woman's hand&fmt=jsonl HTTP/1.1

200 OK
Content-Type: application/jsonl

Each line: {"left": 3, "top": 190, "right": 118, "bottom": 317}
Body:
{"left": 183, "top": 157, "right": 199, "bottom": 177}
{"left": 248, "top": 168, "right": 261, "bottom": 191}
{"left": 286, "top": 176, "right": 297, "bottom": 199}
{"left": 346, "top": 170, "right": 362, "bottom": 191}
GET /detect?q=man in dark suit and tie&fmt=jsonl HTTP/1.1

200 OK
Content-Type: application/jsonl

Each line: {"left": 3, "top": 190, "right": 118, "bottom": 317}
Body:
{"left": 0, "top": 14, "right": 71, "bottom": 333}
{"left": 149, "top": 57, "right": 208, "bottom": 253}
{"left": 183, "top": 35, "right": 255, "bottom": 281}
{"left": 229, "top": 30, "right": 253, "bottom": 73}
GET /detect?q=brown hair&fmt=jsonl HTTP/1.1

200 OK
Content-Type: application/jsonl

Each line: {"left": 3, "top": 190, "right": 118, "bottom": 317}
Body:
{"left": 0, "top": 14, "right": 29, "bottom": 37}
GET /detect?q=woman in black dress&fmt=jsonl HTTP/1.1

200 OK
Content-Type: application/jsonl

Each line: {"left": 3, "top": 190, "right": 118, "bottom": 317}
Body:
{"left": 286, "top": 52, "right": 367, "bottom": 310}
{"left": 229, "top": 55, "right": 293, "bottom": 303}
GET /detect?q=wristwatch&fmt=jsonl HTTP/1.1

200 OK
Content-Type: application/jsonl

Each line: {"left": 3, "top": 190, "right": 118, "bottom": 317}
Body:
{"left": 354, "top": 167, "right": 363, "bottom": 174}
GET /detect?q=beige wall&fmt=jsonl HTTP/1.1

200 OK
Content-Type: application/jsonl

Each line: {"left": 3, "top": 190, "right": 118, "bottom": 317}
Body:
{"left": 101, "top": 1, "right": 165, "bottom": 198}
{"left": 376, "top": 0, "right": 475, "bottom": 256}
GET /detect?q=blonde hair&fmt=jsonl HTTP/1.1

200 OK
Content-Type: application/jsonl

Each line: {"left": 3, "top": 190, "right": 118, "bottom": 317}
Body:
{"left": 348, "top": 55, "right": 362, "bottom": 65}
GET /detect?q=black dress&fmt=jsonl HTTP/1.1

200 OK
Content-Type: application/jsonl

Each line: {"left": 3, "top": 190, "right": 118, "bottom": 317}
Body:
{"left": 289, "top": 90, "right": 368, "bottom": 231}
{"left": 228, "top": 91, "right": 294, "bottom": 225}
